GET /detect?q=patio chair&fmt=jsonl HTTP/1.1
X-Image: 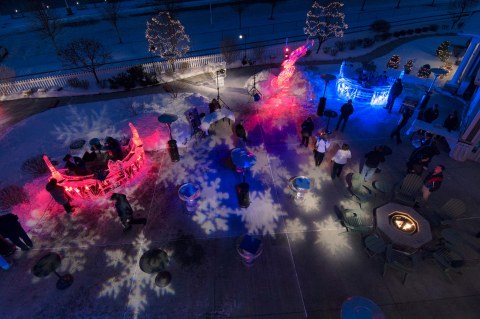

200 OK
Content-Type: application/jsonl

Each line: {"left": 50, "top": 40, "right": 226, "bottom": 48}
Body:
{"left": 430, "top": 244, "right": 465, "bottom": 282}
{"left": 364, "top": 234, "right": 387, "bottom": 258}
{"left": 434, "top": 198, "right": 466, "bottom": 225}
{"left": 348, "top": 173, "right": 373, "bottom": 208}
{"left": 393, "top": 174, "right": 423, "bottom": 206}
{"left": 382, "top": 244, "right": 417, "bottom": 284}
{"left": 340, "top": 208, "right": 374, "bottom": 234}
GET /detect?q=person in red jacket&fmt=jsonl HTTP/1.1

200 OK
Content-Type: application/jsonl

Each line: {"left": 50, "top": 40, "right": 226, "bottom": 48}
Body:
{"left": 422, "top": 165, "right": 444, "bottom": 201}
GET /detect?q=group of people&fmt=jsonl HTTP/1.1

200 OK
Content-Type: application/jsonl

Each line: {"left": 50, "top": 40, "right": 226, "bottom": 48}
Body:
{"left": 61, "top": 136, "right": 126, "bottom": 178}
{"left": 419, "top": 104, "right": 460, "bottom": 131}
{"left": 44, "top": 178, "right": 146, "bottom": 232}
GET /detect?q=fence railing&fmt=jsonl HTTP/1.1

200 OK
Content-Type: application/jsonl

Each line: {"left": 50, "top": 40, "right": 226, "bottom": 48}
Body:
{"left": 0, "top": 54, "right": 227, "bottom": 96}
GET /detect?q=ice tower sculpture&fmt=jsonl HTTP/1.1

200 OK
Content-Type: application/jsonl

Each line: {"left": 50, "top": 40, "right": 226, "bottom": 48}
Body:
{"left": 272, "top": 39, "right": 314, "bottom": 89}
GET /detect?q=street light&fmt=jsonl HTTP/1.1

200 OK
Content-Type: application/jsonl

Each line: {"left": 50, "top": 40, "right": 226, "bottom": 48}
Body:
{"left": 64, "top": 0, "right": 73, "bottom": 15}
{"left": 239, "top": 34, "right": 247, "bottom": 64}
{"left": 417, "top": 67, "right": 448, "bottom": 110}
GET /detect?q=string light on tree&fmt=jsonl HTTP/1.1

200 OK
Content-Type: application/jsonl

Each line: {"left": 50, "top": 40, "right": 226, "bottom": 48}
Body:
{"left": 146, "top": 11, "right": 190, "bottom": 72}
{"left": 386, "top": 54, "right": 400, "bottom": 69}
{"left": 404, "top": 59, "right": 414, "bottom": 74}
{"left": 304, "top": 1, "right": 348, "bottom": 54}
{"left": 436, "top": 40, "right": 452, "bottom": 63}
{"left": 417, "top": 64, "right": 432, "bottom": 78}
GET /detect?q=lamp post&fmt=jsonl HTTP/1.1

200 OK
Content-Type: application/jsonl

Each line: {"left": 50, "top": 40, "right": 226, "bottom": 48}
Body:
{"left": 64, "top": 0, "right": 73, "bottom": 15}
{"left": 158, "top": 114, "right": 180, "bottom": 162}
{"left": 417, "top": 68, "right": 448, "bottom": 110}
{"left": 317, "top": 74, "right": 336, "bottom": 116}
{"left": 149, "top": 45, "right": 158, "bottom": 82}
{"left": 239, "top": 34, "right": 247, "bottom": 64}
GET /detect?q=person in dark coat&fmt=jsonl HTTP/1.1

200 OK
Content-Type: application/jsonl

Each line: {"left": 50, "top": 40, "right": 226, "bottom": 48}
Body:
{"left": 105, "top": 137, "right": 123, "bottom": 161}
{"left": 0, "top": 234, "right": 16, "bottom": 257}
{"left": 63, "top": 154, "right": 88, "bottom": 175}
{"left": 422, "top": 165, "right": 444, "bottom": 201}
{"left": 384, "top": 78, "right": 403, "bottom": 113}
{"left": 443, "top": 110, "right": 460, "bottom": 132}
{"left": 336, "top": 99, "right": 354, "bottom": 132}
{"left": 423, "top": 104, "right": 440, "bottom": 123}
{"left": 408, "top": 140, "right": 440, "bottom": 169}
{"left": 0, "top": 213, "right": 33, "bottom": 251}
{"left": 110, "top": 193, "right": 146, "bottom": 231}
{"left": 46, "top": 178, "right": 74, "bottom": 214}
{"left": 361, "top": 146, "right": 386, "bottom": 182}
{"left": 406, "top": 153, "right": 431, "bottom": 175}
{"left": 209, "top": 98, "right": 221, "bottom": 113}
{"left": 390, "top": 107, "right": 413, "bottom": 144}
{"left": 300, "top": 117, "right": 314, "bottom": 147}
{"left": 235, "top": 120, "right": 247, "bottom": 142}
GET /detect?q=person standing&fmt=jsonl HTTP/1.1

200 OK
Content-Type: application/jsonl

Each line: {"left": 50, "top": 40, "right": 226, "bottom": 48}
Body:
{"left": 46, "top": 178, "right": 74, "bottom": 214}
{"left": 336, "top": 100, "right": 354, "bottom": 132}
{"left": 331, "top": 144, "right": 351, "bottom": 180}
{"left": 0, "top": 213, "right": 33, "bottom": 251}
{"left": 300, "top": 117, "right": 314, "bottom": 147}
{"left": 390, "top": 107, "right": 413, "bottom": 144}
{"left": 110, "top": 193, "right": 147, "bottom": 232}
{"left": 443, "top": 110, "right": 459, "bottom": 132}
{"left": 361, "top": 146, "right": 386, "bottom": 182}
{"left": 423, "top": 104, "right": 440, "bottom": 123}
{"left": 421, "top": 165, "right": 445, "bottom": 201}
{"left": 384, "top": 78, "right": 403, "bottom": 113}
{"left": 235, "top": 120, "right": 247, "bottom": 142}
{"left": 314, "top": 131, "right": 330, "bottom": 166}
{"left": 0, "top": 234, "right": 16, "bottom": 257}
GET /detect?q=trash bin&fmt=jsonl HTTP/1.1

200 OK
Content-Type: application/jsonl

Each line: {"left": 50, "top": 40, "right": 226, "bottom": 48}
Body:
{"left": 236, "top": 182, "right": 250, "bottom": 208}
{"left": 168, "top": 140, "right": 180, "bottom": 162}
{"left": 317, "top": 97, "right": 326, "bottom": 116}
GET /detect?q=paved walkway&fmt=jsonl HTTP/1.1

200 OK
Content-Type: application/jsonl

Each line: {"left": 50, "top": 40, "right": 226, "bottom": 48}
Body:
{"left": 1, "top": 56, "right": 480, "bottom": 318}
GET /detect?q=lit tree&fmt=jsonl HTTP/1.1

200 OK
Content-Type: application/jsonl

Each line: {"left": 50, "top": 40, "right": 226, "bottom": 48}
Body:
{"left": 417, "top": 64, "right": 431, "bottom": 78}
{"left": 102, "top": 0, "right": 123, "bottom": 44}
{"left": 449, "top": 0, "right": 479, "bottom": 29}
{"left": 28, "top": 1, "right": 62, "bottom": 52}
{"left": 146, "top": 11, "right": 190, "bottom": 72}
{"left": 304, "top": 1, "right": 348, "bottom": 54}
{"left": 59, "top": 38, "right": 112, "bottom": 84}
{"left": 436, "top": 41, "right": 452, "bottom": 62}
{"left": 387, "top": 55, "right": 400, "bottom": 69}
{"left": 404, "top": 59, "right": 414, "bottom": 74}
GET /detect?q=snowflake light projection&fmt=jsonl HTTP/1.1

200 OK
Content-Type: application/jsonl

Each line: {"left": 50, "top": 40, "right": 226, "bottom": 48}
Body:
{"left": 100, "top": 232, "right": 175, "bottom": 318}
{"left": 43, "top": 123, "right": 145, "bottom": 200}
{"left": 272, "top": 40, "right": 314, "bottom": 89}
{"left": 313, "top": 215, "right": 352, "bottom": 256}
{"left": 146, "top": 11, "right": 190, "bottom": 66}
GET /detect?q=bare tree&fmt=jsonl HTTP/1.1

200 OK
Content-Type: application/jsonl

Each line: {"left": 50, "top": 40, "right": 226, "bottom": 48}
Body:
{"left": 28, "top": 1, "right": 62, "bottom": 52}
{"left": 0, "top": 65, "right": 16, "bottom": 95}
{"left": 304, "top": 1, "right": 348, "bottom": 54}
{"left": 220, "top": 37, "right": 241, "bottom": 65}
{"left": 449, "top": 0, "right": 479, "bottom": 29}
{"left": 264, "top": 0, "right": 287, "bottom": 20}
{"left": 146, "top": 11, "right": 190, "bottom": 72}
{"left": 102, "top": 0, "right": 123, "bottom": 44}
{"left": 59, "top": 38, "right": 112, "bottom": 84}
{"left": 231, "top": 1, "right": 254, "bottom": 28}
